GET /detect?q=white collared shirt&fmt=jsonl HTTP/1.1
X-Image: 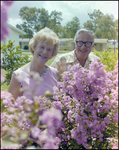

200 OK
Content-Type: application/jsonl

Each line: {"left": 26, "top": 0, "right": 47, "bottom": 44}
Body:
{"left": 51, "top": 50, "right": 99, "bottom": 73}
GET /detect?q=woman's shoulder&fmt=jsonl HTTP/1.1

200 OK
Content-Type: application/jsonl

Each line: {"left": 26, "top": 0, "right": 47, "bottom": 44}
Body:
{"left": 47, "top": 66, "right": 59, "bottom": 81}
{"left": 14, "top": 62, "right": 31, "bottom": 75}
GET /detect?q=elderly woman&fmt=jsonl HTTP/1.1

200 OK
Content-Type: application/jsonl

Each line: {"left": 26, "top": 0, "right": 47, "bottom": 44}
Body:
{"left": 51, "top": 28, "right": 99, "bottom": 73}
{"left": 8, "top": 27, "right": 60, "bottom": 100}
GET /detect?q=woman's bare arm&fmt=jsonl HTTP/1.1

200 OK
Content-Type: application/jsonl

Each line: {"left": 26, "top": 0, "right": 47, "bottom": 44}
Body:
{"left": 8, "top": 73, "right": 23, "bottom": 100}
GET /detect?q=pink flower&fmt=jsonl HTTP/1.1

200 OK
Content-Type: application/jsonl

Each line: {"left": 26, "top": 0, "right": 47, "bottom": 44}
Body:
{"left": 1, "top": 1, "right": 14, "bottom": 41}
{"left": 1, "top": 75, "right": 5, "bottom": 83}
{"left": 104, "top": 117, "right": 110, "bottom": 124}
{"left": 2, "top": 1, "right": 14, "bottom": 8}
{"left": 42, "top": 141, "right": 58, "bottom": 149}
{"left": 52, "top": 101, "right": 62, "bottom": 110}
{"left": 42, "top": 107, "right": 62, "bottom": 129}
{"left": 1, "top": 5, "right": 9, "bottom": 41}
{"left": 113, "top": 112, "right": 118, "bottom": 122}
{"left": 1, "top": 91, "right": 13, "bottom": 100}
{"left": 1, "top": 70, "right": 5, "bottom": 83}
{"left": 112, "top": 143, "right": 118, "bottom": 149}
{"left": 31, "top": 127, "right": 41, "bottom": 138}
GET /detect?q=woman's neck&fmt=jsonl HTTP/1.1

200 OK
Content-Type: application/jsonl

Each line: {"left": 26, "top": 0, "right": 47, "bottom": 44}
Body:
{"left": 30, "top": 60, "right": 46, "bottom": 75}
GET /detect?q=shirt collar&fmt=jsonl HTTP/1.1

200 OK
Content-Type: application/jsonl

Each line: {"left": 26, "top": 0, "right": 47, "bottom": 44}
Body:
{"left": 66, "top": 50, "right": 77, "bottom": 63}
{"left": 65, "top": 50, "right": 93, "bottom": 64}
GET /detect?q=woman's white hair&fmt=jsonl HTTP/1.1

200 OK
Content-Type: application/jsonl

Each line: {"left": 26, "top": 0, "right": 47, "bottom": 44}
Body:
{"left": 29, "top": 27, "right": 60, "bottom": 58}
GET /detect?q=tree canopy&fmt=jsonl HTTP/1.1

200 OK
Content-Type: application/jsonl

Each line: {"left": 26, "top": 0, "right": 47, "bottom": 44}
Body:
{"left": 83, "top": 9, "right": 118, "bottom": 40}
{"left": 16, "top": 7, "right": 118, "bottom": 40}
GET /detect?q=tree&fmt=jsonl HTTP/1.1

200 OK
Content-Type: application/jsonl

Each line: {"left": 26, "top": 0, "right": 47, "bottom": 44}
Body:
{"left": 87, "top": 9, "right": 104, "bottom": 32}
{"left": 97, "top": 14, "right": 115, "bottom": 39}
{"left": 58, "top": 26, "right": 70, "bottom": 38}
{"left": 83, "top": 20, "right": 94, "bottom": 31}
{"left": 16, "top": 22, "right": 34, "bottom": 38}
{"left": 16, "top": 7, "right": 63, "bottom": 37}
{"left": 83, "top": 9, "right": 117, "bottom": 40}
{"left": 49, "top": 10, "right": 63, "bottom": 35}
{"left": 113, "top": 19, "right": 118, "bottom": 41}
{"left": 39, "top": 8, "right": 49, "bottom": 28}
{"left": 64, "top": 16, "right": 80, "bottom": 38}
{"left": 1, "top": 40, "right": 30, "bottom": 85}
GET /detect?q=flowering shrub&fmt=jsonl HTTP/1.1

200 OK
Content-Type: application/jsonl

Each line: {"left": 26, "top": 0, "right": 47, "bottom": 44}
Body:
{"left": 93, "top": 49, "right": 118, "bottom": 72}
{"left": 1, "top": 1, "right": 118, "bottom": 149}
{"left": 1, "top": 40, "right": 30, "bottom": 85}
{"left": 58, "top": 58, "right": 118, "bottom": 149}
{"left": 1, "top": 58, "right": 118, "bottom": 149}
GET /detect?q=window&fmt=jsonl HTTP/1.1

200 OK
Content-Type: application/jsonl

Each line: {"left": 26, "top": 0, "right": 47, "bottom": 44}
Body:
{"left": 60, "top": 42, "right": 66, "bottom": 46}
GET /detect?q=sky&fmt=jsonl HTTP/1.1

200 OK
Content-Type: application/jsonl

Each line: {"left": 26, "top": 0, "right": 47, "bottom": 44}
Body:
{"left": 7, "top": 1, "right": 118, "bottom": 28}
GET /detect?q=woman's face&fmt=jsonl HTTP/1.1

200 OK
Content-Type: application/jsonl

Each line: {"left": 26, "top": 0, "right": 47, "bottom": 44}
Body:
{"left": 75, "top": 32, "right": 94, "bottom": 61}
{"left": 33, "top": 42, "right": 54, "bottom": 65}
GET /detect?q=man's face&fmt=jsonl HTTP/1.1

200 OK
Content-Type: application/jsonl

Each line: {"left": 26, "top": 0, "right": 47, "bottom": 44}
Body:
{"left": 75, "top": 32, "right": 94, "bottom": 61}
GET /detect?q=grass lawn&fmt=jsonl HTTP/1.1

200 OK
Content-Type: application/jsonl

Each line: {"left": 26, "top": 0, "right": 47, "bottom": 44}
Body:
{"left": 1, "top": 70, "right": 8, "bottom": 91}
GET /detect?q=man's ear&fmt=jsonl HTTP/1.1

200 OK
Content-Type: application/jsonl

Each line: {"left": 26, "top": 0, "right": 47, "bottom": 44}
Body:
{"left": 74, "top": 42, "right": 76, "bottom": 48}
{"left": 92, "top": 43, "right": 95, "bottom": 48}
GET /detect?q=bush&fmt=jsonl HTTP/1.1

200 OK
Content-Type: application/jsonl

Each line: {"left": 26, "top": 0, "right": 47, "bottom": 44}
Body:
{"left": 1, "top": 58, "right": 118, "bottom": 149}
{"left": 93, "top": 49, "right": 118, "bottom": 72}
{"left": 1, "top": 40, "right": 30, "bottom": 85}
{"left": 24, "top": 44, "right": 29, "bottom": 50}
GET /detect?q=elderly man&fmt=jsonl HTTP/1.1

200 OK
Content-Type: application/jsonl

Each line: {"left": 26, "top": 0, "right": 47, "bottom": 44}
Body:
{"left": 51, "top": 28, "right": 99, "bottom": 73}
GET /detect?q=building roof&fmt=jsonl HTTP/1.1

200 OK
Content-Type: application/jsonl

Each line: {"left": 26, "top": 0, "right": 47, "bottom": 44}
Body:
{"left": 19, "top": 38, "right": 74, "bottom": 42}
{"left": 19, "top": 38, "right": 108, "bottom": 43}
{"left": 7, "top": 23, "right": 26, "bottom": 35}
{"left": 19, "top": 38, "right": 30, "bottom": 42}
{"left": 60, "top": 38, "right": 73, "bottom": 42}
{"left": 94, "top": 39, "right": 108, "bottom": 43}
{"left": 60, "top": 38, "right": 108, "bottom": 43}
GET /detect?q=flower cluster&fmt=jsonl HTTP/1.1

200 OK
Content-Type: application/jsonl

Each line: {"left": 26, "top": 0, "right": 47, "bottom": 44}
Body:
{"left": 1, "top": 1, "right": 14, "bottom": 41}
{"left": 52, "top": 58, "right": 118, "bottom": 149}
{"left": 1, "top": 72, "right": 62, "bottom": 149}
{"left": 2, "top": 1, "right": 117, "bottom": 149}
{"left": 1, "top": 58, "right": 118, "bottom": 149}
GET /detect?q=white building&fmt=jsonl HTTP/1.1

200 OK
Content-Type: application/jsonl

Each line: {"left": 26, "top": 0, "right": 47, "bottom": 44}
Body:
{"left": 94, "top": 39, "right": 108, "bottom": 51}
{"left": 1, "top": 23, "right": 26, "bottom": 47}
{"left": 19, "top": 38, "right": 108, "bottom": 52}
{"left": 107, "top": 40, "right": 118, "bottom": 48}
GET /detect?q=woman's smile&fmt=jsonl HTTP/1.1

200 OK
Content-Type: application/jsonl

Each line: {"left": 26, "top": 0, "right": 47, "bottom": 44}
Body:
{"left": 39, "top": 54, "right": 47, "bottom": 59}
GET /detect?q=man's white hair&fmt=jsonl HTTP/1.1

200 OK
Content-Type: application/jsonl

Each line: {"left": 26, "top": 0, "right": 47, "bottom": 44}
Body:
{"left": 74, "top": 28, "right": 95, "bottom": 42}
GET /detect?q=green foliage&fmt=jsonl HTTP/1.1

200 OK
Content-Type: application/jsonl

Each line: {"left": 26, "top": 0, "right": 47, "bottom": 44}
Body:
{"left": 97, "top": 14, "right": 116, "bottom": 39}
{"left": 16, "top": 7, "right": 63, "bottom": 38}
{"left": 83, "top": 20, "right": 94, "bottom": 31}
{"left": 48, "top": 10, "right": 63, "bottom": 35}
{"left": 64, "top": 16, "right": 80, "bottom": 38}
{"left": 93, "top": 49, "right": 118, "bottom": 72}
{"left": 16, "top": 6, "right": 118, "bottom": 40}
{"left": 1, "top": 40, "right": 30, "bottom": 85}
{"left": 88, "top": 9, "right": 104, "bottom": 32}
{"left": 83, "top": 9, "right": 118, "bottom": 40}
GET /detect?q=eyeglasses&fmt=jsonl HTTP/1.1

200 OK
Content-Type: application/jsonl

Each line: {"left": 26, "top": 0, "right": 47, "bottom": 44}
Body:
{"left": 76, "top": 41, "right": 93, "bottom": 48}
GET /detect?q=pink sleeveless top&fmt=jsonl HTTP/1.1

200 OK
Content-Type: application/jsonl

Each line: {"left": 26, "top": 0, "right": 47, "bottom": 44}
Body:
{"left": 14, "top": 65, "right": 58, "bottom": 100}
